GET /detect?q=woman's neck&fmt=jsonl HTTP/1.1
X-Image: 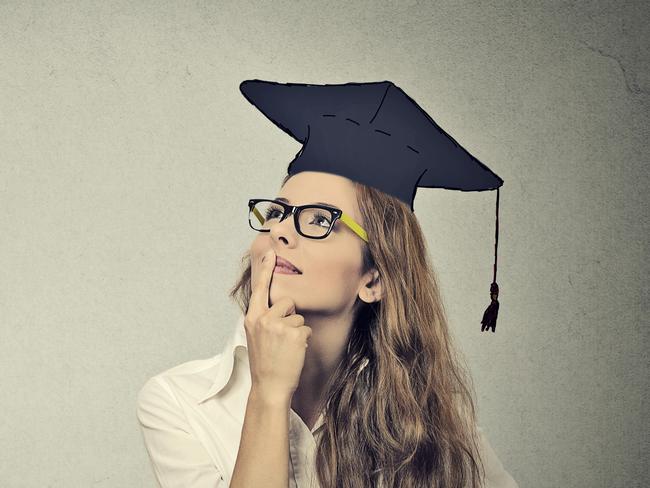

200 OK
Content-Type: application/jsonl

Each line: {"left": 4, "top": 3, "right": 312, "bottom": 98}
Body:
{"left": 290, "top": 311, "right": 354, "bottom": 425}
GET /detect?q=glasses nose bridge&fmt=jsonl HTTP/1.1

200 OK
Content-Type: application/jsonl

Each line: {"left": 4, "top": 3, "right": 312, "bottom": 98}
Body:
{"left": 280, "top": 202, "right": 299, "bottom": 222}
{"left": 273, "top": 202, "right": 301, "bottom": 235}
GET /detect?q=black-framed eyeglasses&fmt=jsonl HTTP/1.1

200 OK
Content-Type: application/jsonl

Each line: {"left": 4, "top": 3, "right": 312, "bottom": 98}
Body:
{"left": 248, "top": 198, "right": 369, "bottom": 242}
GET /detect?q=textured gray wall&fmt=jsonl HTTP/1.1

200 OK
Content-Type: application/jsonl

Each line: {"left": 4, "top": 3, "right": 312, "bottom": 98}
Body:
{"left": 1, "top": 1, "right": 647, "bottom": 487}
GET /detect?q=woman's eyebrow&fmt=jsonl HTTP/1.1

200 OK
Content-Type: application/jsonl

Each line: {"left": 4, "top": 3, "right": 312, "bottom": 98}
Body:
{"left": 275, "top": 196, "right": 339, "bottom": 208}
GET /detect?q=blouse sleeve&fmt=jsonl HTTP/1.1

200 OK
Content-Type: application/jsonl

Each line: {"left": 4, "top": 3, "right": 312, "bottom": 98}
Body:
{"left": 476, "top": 425, "right": 519, "bottom": 488}
{"left": 136, "top": 377, "right": 226, "bottom": 488}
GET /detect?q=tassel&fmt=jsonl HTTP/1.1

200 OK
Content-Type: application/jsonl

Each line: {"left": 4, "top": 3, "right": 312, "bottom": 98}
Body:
{"left": 481, "top": 282, "right": 499, "bottom": 333}
{"left": 481, "top": 188, "right": 500, "bottom": 333}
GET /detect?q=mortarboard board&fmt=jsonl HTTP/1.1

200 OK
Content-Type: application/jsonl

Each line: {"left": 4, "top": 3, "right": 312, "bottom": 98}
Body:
{"left": 239, "top": 79, "right": 502, "bottom": 333}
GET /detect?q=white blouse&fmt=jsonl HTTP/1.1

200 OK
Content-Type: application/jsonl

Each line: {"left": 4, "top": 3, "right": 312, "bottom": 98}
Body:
{"left": 136, "top": 314, "right": 519, "bottom": 488}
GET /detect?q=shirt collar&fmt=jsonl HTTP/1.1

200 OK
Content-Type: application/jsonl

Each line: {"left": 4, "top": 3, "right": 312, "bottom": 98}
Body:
{"left": 196, "top": 313, "right": 371, "bottom": 405}
{"left": 196, "top": 313, "right": 248, "bottom": 405}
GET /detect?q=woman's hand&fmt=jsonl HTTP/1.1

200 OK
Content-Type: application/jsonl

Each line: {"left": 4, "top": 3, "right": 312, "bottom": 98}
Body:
{"left": 245, "top": 249, "right": 312, "bottom": 405}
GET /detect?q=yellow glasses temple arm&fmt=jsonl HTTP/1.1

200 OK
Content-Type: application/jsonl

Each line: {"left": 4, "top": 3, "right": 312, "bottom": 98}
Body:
{"left": 252, "top": 206, "right": 265, "bottom": 226}
{"left": 340, "top": 213, "right": 368, "bottom": 242}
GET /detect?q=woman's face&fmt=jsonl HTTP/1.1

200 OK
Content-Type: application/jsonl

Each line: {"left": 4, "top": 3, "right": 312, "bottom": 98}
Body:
{"left": 249, "top": 171, "right": 375, "bottom": 315}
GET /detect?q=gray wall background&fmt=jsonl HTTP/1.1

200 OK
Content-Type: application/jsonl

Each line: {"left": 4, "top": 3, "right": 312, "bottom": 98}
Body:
{"left": 1, "top": 1, "right": 647, "bottom": 486}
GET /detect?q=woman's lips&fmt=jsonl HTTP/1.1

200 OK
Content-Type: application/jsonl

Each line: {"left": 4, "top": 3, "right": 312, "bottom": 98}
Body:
{"left": 275, "top": 256, "right": 301, "bottom": 273}
{"left": 273, "top": 265, "right": 301, "bottom": 275}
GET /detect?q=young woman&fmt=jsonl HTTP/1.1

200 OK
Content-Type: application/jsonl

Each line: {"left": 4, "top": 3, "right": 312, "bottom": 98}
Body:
{"left": 137, "top": 80, "right": 518, "bottom": 488}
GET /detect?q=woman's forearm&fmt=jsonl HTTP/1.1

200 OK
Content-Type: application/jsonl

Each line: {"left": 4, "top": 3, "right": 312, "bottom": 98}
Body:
{"left": 229, "top": 388, "right": 291, "bottom": 488}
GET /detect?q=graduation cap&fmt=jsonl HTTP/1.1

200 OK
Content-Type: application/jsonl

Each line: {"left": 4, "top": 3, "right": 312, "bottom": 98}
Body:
{"left": 239, "top": 79, "right": 502, "bottom": 333}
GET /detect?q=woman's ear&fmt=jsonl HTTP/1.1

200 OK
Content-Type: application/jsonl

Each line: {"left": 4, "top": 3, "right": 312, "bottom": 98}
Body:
{"left": 358, "top": 268, "right": 383, "bottom": 304}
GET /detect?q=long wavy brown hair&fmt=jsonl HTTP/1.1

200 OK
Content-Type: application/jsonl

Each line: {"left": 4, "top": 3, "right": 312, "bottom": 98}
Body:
{"left": 229, "top": 172, "right": 486, "bottom": 488}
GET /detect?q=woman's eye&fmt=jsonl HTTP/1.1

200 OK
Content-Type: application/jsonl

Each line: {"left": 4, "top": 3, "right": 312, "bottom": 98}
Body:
{"left": 311, "top": 213, "right": 331, "bottom": 228}
{"left": 265, "top": 209, "right": 283, "bottom": 220}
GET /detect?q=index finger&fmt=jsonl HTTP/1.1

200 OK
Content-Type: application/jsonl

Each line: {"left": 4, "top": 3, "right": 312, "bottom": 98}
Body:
{"left": 249, "top": 248, "right": 275, "bottom": 316}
